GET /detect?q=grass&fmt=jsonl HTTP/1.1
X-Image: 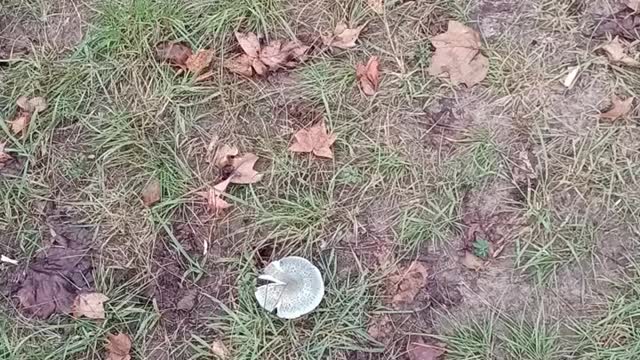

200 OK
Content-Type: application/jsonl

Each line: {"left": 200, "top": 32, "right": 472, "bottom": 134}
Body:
{"left": 2, "top": 0, "right": 640, "bottom": 358}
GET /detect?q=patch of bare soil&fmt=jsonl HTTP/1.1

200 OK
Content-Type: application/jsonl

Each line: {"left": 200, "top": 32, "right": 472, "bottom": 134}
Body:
{"left": 0, "top": 0, "right": 90, "bottom": 60}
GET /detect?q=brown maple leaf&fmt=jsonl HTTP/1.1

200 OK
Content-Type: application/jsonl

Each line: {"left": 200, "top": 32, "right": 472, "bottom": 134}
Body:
{"left": 357, "top": 56, "right": 380, "bottom": 96}
{"left": 289, "top": 120, "right": 337, "bottom": 159}
{"left": 225, "top": 33, "right": 309, "bottom": 76}
{"left": 387, "top": 261, "right": 428, "bottom": 309}
{"left": 141, "top": 178, "right": 161, "bottom": 207}
{"left": 186, "top": 49, "right": 215, "bottom": 75}
{"left": 154, "top": 41, "right": 193, "bottom": 68}
{"left": 322, "top": 22, "right": 366, "bottom": 49}
{"left": 198, "top": 177, "right": 233, "bottom": 214}
{"left": 601, "top": 95, "right": 635, "bottom": 121}
{"left": 428, "top": 21, "right": 489, "bottom": 87}
{"left": 106, "top": 333, "right": 132, "bottom": 360}
{"left": 230, "top": 153, "right": 263, "bottom": 184}
{"left": 72, "top": 292, "right": 109, "bottom": 319}
{"left": 599, "top": 37, "right": 640, "bottom": 67}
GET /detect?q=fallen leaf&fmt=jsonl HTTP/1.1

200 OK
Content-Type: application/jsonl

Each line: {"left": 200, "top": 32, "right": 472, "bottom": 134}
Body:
{"left": 357, "top": 56, "right": 380, "bottom": 96}
{"left": 600, "top": 95, "right": 635, "bottom": 121}
{"left": 407, "top": 340, "right": 446, "bottom": 360}
{"left": 212, "top": 144, "right": 239, "bottom": 167}
{"left": 12, "top": 230, "right": 93, "bottom": 318}
{"left": 224, "top": 54, "right": 255, "bottom": 77}
{"left": 600, "top": 37, "right": 640, "bottom": 67}
{"left": 210, "top": 340, "right": 229, "bottom": 359}
{"left": 388, "top": 261, "right": 428, "bottom": 308}
{"left": 260, "top": 40, "right": 309, "bottom": 69}
{"left": 322, "top": 22, "right": 366, "bottom": 49}
{"left": 9, "top": 112, "right": 31, "bottom": 135}
{"left": 186, "top": 49, "right": 215, "bottom": 75}
{"left": 367, "top": 0, "right": 384, "bottom": 14}
{"left": 0, "top": 142, "right": 12, "bottom": 169}
{"left": 176, "top": 290, "right": 198, "bottom": 311}
{"left": 105, "top": 333, "right": 132, "bottom": 360}
{"left": 72, "top": 292, "right": 109, "bottom": 319}
{"left": 626, "top": 0, "right": 639, "bottom": 11}
{"left": 198, "top": 177, "right": 233, "bottom": 214}
{"left": 235, "top": 32, "right": 261, "bottom": 58}
{"left": 141, "top": 178, "right": 161, "bottom": 207}
{"left": 461, "top": 251, "right": 485, "bottom": 271}
{"left": 154, "top": 41, "right": 193, "bottom": 67}
{"left": 289, "top": 120, "right": 337, "bottom": 159}
{"left": 428, "top": 21, "right": 489, "bottom": 87}
{"left": 562, "top": 66, "right": 580, "bottom": 88}
{"left": 230, "top": 153, "right": 263, "bottom": 184}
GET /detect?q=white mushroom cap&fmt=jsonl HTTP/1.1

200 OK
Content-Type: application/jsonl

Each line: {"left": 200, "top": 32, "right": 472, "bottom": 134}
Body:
{"left": 255, "top": 256, "right": 324, "bottom": 319}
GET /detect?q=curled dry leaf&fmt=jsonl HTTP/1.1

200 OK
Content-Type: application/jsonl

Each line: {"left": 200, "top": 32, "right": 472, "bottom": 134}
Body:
{"left": 106, "top": 333, "right": 132, "bottom": 360}
{"left": 198, "top": 177, "right": 233, "bottom": 214}
{"left": 72, "top": 292, "right": 109, "bottom": 319}
{"left": 186, "top": 49, "right": 215, "bottom": 75}
{"left": 407, "top": 340, "right": 446, "bottom": 360}
{"left": 322, "top": 22, "right": 366, "bottom": 49}
{"left": 600, "top": 95, "right": 635, "bottom": 121}
{"left": 599, "top": 37, "right": 640, "bottom": 67}
{"left": 230, "top": 153, "right": 263, "bottom": 184}
{"left": 141, "top": 178, "right": 161, "bottom": 207}
{"left": 225, "top": 33, "right": 309, "bottom": 76}
{"left": 154, "top": 41, "right": 193, "bottom": 68}
{"left": 387, "top": 261, "right": 428, "bottom": 308}
{"left": 289, "top": 120, "right": 337, "bottom": 159}
{"left": 429, "top": 21, "right": 489, "bottom": 87}
{"left": 357, "top": 56, "right": 380, "bottom": 96}
{"left": 210, "top": 340, "right": 229, "bottom": 359}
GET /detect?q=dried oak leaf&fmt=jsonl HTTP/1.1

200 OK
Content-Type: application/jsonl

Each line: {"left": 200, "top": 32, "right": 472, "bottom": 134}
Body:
{"left": 186, "top": 49, "right": 215, "bottom": 75}
{"left": 429, "top": 21, "right": 489, "bottom": 87}
{"left": 72, "top": 292, "right": 109, "bottom": 319}
{"left": 12, "top": 230, "right": 93, "bottom": 318}
{"left": 387, "top": 261, "right": 428, "bottom": 308}
{"left": 289, "top": 120, "right": 337, "bottom": 159}
{"left": 407, "top": 340, "right": 446, "bottom": 360}
{"left": 599, "top": 37, "right": 640, "bottom": 67}
{"left": 212, "top": 144, "right": 239, "bottom": 167}
{"left": 155, "top": 41, "right": 193, "bottom": 68}
{"left": 141, "top": 178, "right": 161, "bottom": 207}
{"left": 322, "top": 22, "right": 366, "bottom": 49}
{"left": 0, "top": 142, "right": 12, "bottom": 169}
{"left": 600, "top": 95, "right": 635, "bottom": 121}
{"left": 106, "top": 333, "right": 132, "bottom": 360}
{"left": 230, "top": 153, "right": 263, "bottom": 184}
{"left": 198, "top": 177, "right": 233, "bottom": 214}
{"left": 357, "top": 56, "right": 380, "bottom": 96}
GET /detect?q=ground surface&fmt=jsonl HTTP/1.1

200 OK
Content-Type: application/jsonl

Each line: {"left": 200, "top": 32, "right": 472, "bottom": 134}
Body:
{"left": 1, "top": 0, "right": 640, "bottom": 359}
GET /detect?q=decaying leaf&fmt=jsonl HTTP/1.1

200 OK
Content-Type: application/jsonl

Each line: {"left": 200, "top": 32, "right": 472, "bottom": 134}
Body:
{"left": 198, "top": 177, "right": 233, "bottom": 214}
{"left": 210, "top": 340, "right": 229, "bottom": 359}
{"left": 428, "top": 21, "right": 489, "bottom": 87}
{"left": 289, "top": 120, "right": 337, "bottom": 159}
{"left": 387, "top": 261, "right": 428, "bottom": 308}
{"left": 322, "top": 22, "right": 366, "bottom": 49}
{"left": 600, "top": 95, "right": 635, "bottom": 121}
{"left": 461, "top": 251, "right": 485, "bottom": 271}
{"left": 212, "top": 144, "right": 239, "bottom": 168}
{"left": 72, "top": 292, "right": 109, "bottom": 319}
{"left": 12, "top": 229, "right": 93, "bottom": 318}
{"left": 230, "top": 153, "right": 263, "bottom": 184}
{"left": 186, "top": 49, "right": 215, "bottom": 75}
{"left": 407, "top": 340, "right": 446, "bottom": 360}
{"left": 599, "top": 37, "right": 640, "bottom": 67}
{"left": 141, "top": 178, "right": 161, "bottom": 207}
{"left": 357, "top": 56, "right": 380, "bottom": 96}
{"left": 225, "top": 33, "right": 309, "bottom": 76}
{"left": 154, "top": 41, "right": 193, "bottom": 68}
{"left": 367, "top": 0, "right": 384, "bottom": 14}
{"left": 105, "top": 333, "right": 132, "bottom": 360}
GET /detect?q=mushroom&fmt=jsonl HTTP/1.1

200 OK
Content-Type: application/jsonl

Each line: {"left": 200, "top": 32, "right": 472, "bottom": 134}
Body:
{"left": 255, "top": 256, "right": 324, "bottom": 319}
